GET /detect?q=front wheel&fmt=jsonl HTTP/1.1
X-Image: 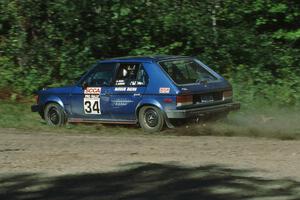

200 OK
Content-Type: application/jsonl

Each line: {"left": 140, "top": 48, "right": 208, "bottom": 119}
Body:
{"left": 44, "top": 103, "right": 67, "bottom": 126}
{"left": 138, "top": 106, "right": 164, "bottom": 133}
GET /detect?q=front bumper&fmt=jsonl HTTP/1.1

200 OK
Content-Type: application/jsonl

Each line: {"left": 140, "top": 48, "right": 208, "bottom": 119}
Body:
{"left": 31, "top": 105, "right": 40, "bottom": 112}
{"left": 166, "top": 102, "right": 240, "bottom": 118}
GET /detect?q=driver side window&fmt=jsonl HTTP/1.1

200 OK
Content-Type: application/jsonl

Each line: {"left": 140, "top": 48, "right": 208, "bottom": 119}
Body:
{"left": 83, "top": 63, "right": 116, "bottom": 87}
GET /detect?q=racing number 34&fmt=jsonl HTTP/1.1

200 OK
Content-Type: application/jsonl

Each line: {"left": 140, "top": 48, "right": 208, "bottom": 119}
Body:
{"left": 84, "top": 98, "right": 101, "bottom": 114}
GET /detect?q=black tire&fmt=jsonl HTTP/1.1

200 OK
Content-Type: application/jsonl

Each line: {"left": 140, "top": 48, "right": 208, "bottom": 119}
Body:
{"left": 44, "top": 103, "right": 67, "bottom": 126}
{"left": 138, "top": 106, "right": 164, "bottom": 132}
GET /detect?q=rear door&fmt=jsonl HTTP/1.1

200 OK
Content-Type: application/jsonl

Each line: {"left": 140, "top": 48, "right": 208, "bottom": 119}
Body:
{"left": 108, "top": 63, "right": 148, "bottom": 120}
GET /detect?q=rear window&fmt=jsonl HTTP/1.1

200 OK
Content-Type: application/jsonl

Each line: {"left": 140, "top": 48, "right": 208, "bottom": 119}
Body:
{"left": 159, "top": 59, "right": 217, "bottom": 85}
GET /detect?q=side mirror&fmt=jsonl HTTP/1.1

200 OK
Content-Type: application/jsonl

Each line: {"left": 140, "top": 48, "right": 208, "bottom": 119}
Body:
{"left": 82, "top": 81, "right": 88, "bottom": 89}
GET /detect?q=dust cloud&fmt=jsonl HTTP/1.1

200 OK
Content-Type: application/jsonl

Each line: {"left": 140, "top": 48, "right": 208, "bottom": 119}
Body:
{"left": 168, "top": 107, "right": 300, "bottom": 140}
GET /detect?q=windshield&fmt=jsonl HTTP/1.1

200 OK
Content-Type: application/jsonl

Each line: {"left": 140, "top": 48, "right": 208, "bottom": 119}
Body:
{"left": 159, "top": 59, "right": 218, "bottom": 85}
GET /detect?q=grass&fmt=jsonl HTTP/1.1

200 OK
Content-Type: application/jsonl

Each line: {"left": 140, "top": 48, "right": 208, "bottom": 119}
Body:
{"left": 0, "top": 100, "right": 300, "bottom": 140}
{"left": 0, "top": 100, "right": 142, "bottom": 135}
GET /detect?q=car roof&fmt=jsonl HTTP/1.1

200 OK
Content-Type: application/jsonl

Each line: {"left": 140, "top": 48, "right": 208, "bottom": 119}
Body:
{"left": 98, "top": 55, "right": 191, "bottom": 63}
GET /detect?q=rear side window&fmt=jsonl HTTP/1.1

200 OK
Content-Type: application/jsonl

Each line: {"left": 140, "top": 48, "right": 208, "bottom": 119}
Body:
{"left": 159, "top": 59, "right": 217, "bottom": 85}
{"left": 114, "top": 63, "right": 148, "bottom": 86}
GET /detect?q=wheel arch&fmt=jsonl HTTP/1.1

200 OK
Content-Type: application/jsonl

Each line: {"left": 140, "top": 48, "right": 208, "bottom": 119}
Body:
{"left": 44, "top": 96, "right": 65, "bottom": 108}
{"left": 41, "top": 96, "right": 67, "bottom": 119}
{"left": 135, "top": 99, "right": 163, "bottom": 118}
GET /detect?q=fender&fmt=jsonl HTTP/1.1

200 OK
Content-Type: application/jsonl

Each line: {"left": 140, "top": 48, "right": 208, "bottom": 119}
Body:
{"left": 135, "top": 98, "right": 175, "bottom": 128}
{"left": 36, "top": 95, "right": 67, "bottom": 119}
{"left": 44, "top": 95, "right": 65, "bottom": 109}
{"left": 135, "top": 98, "right": 163, "bottom": 114}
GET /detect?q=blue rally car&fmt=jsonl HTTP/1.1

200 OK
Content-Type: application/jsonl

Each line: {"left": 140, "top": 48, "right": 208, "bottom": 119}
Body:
{"left": 31, "top": 56, "right": 240, "bottom": 132}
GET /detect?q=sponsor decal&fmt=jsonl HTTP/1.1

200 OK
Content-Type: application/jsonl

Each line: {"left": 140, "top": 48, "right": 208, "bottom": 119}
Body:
{"left": 84, "top": 87, "right": 101, "bottom": 95}
{"left": 111, "top": 98, "right": 133, "bottom": 107}
{"left": 159, "top": 87, "right": 170, "bottom": 94}
{"left": 114, "top": 87, "right": 137, "bottom": 92}
{"left": 115, "top": 87, "right": 127, "bottom": 91}
{"left": 127, "top": 87, "right": 137, "bottom": 91}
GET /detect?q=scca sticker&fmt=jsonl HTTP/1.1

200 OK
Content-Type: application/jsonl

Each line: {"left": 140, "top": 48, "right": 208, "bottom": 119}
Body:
{"left": 84, "top": 87, "right": 101, "bottom": 114}
{"left": 84, "top": 87, "right": 101, "bottom": 95}
{"left": 159, "top": 87, "right": 170, "bottom": 94}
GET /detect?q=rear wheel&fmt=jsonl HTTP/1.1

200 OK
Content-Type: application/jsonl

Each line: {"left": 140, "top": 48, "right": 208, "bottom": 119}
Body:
{"left": 44, "top": 103, "right": 67, "bottom": 126}
{"left": 138, "top": 106, "right": 164, "bottom": 133}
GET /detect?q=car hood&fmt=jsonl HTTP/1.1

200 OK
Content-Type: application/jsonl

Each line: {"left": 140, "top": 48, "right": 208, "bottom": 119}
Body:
{"left": 39, "top": 85, "right": 74, "bottom": 95}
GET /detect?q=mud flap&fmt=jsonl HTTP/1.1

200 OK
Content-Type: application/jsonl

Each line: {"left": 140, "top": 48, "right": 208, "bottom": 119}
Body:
{"left": 163, "top": 112, "right": 175, "bottom": 129}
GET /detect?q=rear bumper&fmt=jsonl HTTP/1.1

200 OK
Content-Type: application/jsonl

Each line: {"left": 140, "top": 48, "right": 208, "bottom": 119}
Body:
{"left": 166, "top": 102, "right": 240, "bottom": 119}
{"left": 31, "top": 105, "right": 40, "bottom": 112}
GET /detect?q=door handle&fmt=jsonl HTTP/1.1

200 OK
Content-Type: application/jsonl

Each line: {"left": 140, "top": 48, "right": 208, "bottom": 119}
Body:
{"left": 102, "top": 93, "right": 110, "bottom": 97}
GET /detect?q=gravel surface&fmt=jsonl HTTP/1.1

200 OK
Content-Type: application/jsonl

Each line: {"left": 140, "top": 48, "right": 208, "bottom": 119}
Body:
{"left": 1, "top": 128, "right": 300, "bottom": 199}
{"left": 0, "top": 128, "right": 300, "bottom": 180}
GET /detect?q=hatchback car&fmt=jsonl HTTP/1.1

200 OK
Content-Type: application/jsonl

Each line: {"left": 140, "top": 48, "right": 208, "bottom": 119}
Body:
{"left": 31, "top": 55, "right": 240, "bottom": 132}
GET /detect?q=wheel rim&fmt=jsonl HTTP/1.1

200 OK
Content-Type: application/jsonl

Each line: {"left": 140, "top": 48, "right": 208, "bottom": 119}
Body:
{"left": 144, "top": 109, "right": 159, "bottom": 127}
{"left": 48, "top": 107, "right": 60, "bottom": 125}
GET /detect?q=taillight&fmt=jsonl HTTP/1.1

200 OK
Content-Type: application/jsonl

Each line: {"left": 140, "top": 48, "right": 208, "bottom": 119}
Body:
{"left": 223, "top": 90, "right": 233, "bottom": 100}
{"left": 176, "top": 95, "right": 193, "bottom": 106}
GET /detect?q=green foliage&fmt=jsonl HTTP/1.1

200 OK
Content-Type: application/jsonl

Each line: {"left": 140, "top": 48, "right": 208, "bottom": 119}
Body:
{"left": 228, "top": 65, "right": 300, "bottom": 108}
{"left": 0, "top": 0, "right": 299, "bottom": 107}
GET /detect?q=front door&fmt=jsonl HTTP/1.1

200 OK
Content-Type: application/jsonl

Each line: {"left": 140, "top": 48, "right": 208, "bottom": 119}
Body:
{"left": 70, "top": 62, "right": 117, "bottom": 120}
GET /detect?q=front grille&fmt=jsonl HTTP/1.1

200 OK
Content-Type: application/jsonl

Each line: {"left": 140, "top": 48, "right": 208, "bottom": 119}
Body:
{"left": 193, "top": 92, "right": 223, "bottom": 104}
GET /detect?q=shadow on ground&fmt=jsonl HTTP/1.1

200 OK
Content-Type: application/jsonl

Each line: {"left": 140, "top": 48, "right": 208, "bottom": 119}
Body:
{"left": 1, "top": 163, "right": 300, "bottom": 200}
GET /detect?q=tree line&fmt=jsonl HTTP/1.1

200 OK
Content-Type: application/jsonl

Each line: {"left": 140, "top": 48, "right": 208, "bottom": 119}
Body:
{"left": 0, "top": 0, "right": 299, "bottom": 106}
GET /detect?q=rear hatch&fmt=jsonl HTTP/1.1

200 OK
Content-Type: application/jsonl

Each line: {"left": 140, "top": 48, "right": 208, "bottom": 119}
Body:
{"left": 176, "top": 82, "right": 232, "bottom": 109}
{"left": 177, "top": 81, "right": 232, "bottom": 107}
{"left": 158, "top": 58, "right": 233, "bottom": 108}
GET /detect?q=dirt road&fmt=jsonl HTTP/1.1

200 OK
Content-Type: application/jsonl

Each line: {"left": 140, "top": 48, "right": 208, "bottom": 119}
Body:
{"left": 1, "top": 128, "right": 300, "bottom": 199}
